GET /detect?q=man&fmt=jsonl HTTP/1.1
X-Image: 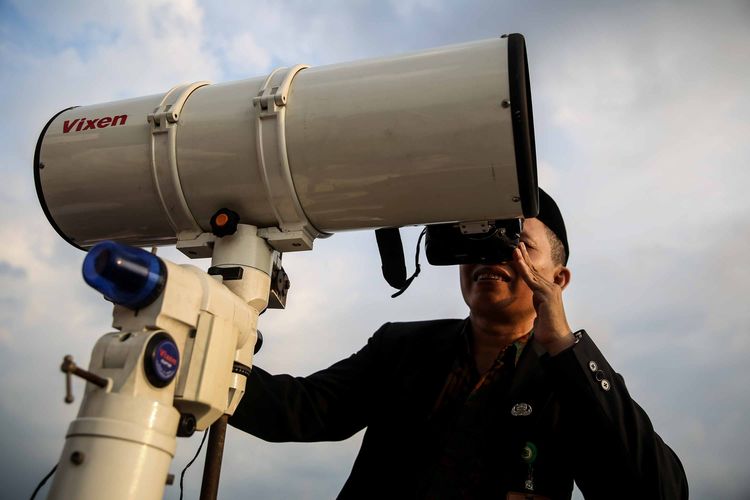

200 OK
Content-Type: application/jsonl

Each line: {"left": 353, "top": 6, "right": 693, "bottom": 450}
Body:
{"left": 229, "top": 190, "right": 688, "bottom": 499}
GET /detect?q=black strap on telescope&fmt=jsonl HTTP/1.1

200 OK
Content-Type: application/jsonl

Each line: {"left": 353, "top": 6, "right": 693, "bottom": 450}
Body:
{"left": 375, "top": 228, "right": 425, "bottom": 298}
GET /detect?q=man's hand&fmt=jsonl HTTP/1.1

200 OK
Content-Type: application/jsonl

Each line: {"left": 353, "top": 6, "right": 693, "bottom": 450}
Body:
{"left": 513, "top": 242, "right": 575, "bottom": 356}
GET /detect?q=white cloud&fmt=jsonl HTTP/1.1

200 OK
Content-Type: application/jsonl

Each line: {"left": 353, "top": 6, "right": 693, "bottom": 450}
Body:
{"left": 2, "top": 1, "right": 750, "bottom": 498}
{"left": 389, "top": 0, "right": 445, "bottom": 18}
{"left": 220, "top": 31, "right": 273, "bottom": 75}
{"left": 533, "top": 6, "right": 750, "bottom": 493}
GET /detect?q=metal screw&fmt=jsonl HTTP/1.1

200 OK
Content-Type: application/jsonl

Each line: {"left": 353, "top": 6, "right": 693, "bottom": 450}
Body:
{"left": 512, "top": 196, "right": 521, "bottom": 202}
{"left": 61, "top": 354, "right": 109, "bottom": 405}
{"left": 501, "top": 99, "right": 511, "bottom": 108}
{"left": 70, "top": 451, "right": 85, "bottom": 465}
{"left": 39, "top": 162, "right": 46, "bottom": 170}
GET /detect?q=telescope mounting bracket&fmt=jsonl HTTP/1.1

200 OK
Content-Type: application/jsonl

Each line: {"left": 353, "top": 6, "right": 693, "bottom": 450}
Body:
{"left": 252, "top": 64, "right": 331, "bottom": 253}
{"left": 459, "top": 221, "right": 493, "bottom": 235}
{"left": 148, "top": 81, "right": 211, "bottom": 243}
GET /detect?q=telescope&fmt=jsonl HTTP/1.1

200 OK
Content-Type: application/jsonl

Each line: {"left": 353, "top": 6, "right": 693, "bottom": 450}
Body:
{"left": 33, "top": 34, "right": 538, "bottom": 500}
{"left": 35, "top": 34, "right": 537, "bottom": 255}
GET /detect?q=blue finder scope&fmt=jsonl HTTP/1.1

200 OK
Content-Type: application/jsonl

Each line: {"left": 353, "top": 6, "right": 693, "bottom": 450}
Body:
{"left": 82, "top": 241, "right": 167, "bottom": 310}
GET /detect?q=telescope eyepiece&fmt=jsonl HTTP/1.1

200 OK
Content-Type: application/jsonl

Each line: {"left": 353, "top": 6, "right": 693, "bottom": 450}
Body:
{"left": 83, "top": 241, "right": 166, "bottom": 309}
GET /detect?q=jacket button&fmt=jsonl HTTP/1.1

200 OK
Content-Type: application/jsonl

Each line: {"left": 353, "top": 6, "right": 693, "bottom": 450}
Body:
{"left": 601, "top": 379, "right": 611, "bottom": 391}
{"left": 595, "top": 370, "right": 606, "bottom": 381}
{"left": 588, "top": 360, "right": 598, "bottom": 372}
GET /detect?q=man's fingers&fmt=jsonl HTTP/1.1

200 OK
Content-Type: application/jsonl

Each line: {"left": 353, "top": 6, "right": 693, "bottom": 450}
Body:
{"left": 513, "top": 246, "right": 543, "bottom": 290}
{"left": 519, "top": 242, "right": 537, "bottom": 272}
{"left": 517, "top": 243, "right": 540, "bottom": 280}
{"left": 516, "top": 243, "right": 552, "bottom": 292}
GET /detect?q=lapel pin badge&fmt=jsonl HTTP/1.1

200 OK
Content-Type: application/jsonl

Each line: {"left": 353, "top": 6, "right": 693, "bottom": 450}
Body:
{"left": 511, "top": 402, "right": 532, "bottom": 417}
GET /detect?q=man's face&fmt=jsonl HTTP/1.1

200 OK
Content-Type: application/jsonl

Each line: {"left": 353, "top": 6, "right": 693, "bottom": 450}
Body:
{"left": 459, "top": 218, "right": 560, "bottom": 320}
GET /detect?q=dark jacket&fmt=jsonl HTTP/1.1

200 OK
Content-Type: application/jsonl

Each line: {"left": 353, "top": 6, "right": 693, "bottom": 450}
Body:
{"left": 229, "top": 319, "right": 688, "bottom": 499}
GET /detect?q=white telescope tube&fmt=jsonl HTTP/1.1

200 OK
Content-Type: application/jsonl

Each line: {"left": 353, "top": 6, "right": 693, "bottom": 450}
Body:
{"left": 34, "top": 34, "right": 537, "bottom": 253}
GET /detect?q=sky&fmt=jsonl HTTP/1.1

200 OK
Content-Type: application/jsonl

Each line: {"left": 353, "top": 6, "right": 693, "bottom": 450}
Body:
{"left": 1, "top": 0, "right": 749, "bottom": 498}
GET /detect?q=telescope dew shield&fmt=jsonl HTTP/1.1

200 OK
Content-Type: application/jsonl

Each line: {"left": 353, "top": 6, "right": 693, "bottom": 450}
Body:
{"left": 35, "top": 34, "right": 538, "bottom": 251}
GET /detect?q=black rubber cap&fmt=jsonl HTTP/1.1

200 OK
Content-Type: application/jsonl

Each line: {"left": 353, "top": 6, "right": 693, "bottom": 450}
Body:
{"left": 210, "top": 208, "right": 240, "bottom": 237}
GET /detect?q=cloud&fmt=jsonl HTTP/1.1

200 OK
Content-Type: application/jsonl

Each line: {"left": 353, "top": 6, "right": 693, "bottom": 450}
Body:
{"left": 219, "top": 32, "right": 273, "bottom": 75}
{"left": 0, "top": 260, "right": 26, "bottom": 279}
{"left": 2, "top": 1, "right": 749, "bottom": 499}
{"left": 388, "top": 0, "right": 445, "bottom": 18}
{"left": 536, "top": 5, "right": 750, "bottom": 494}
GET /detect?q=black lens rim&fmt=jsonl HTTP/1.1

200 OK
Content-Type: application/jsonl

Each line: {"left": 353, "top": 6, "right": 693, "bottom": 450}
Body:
{"left": 34, "top": 106, "right": 84, "bottom": 251}
{"left": 505, "top": 33, "right": 539, "bottom": 218}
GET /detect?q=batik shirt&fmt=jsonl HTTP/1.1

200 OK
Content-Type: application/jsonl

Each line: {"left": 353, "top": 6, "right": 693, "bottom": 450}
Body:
{"left": 423, "top": 324, "right": 531, "bottom": 498}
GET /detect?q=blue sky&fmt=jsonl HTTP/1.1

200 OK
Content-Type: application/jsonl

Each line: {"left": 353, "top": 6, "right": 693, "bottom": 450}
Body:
{"left": 1, "top": 0, "right": 749, "bottom": 498}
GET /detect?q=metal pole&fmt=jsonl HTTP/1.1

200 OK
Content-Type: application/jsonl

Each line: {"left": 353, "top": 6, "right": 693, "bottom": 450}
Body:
{"left": 199, "top": 414, "right": 229, "bottom": 500}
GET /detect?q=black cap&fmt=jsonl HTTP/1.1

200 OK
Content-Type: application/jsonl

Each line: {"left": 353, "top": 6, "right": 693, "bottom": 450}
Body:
{"left": 536, "top": 189, "right": 569, "bottom": 265}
